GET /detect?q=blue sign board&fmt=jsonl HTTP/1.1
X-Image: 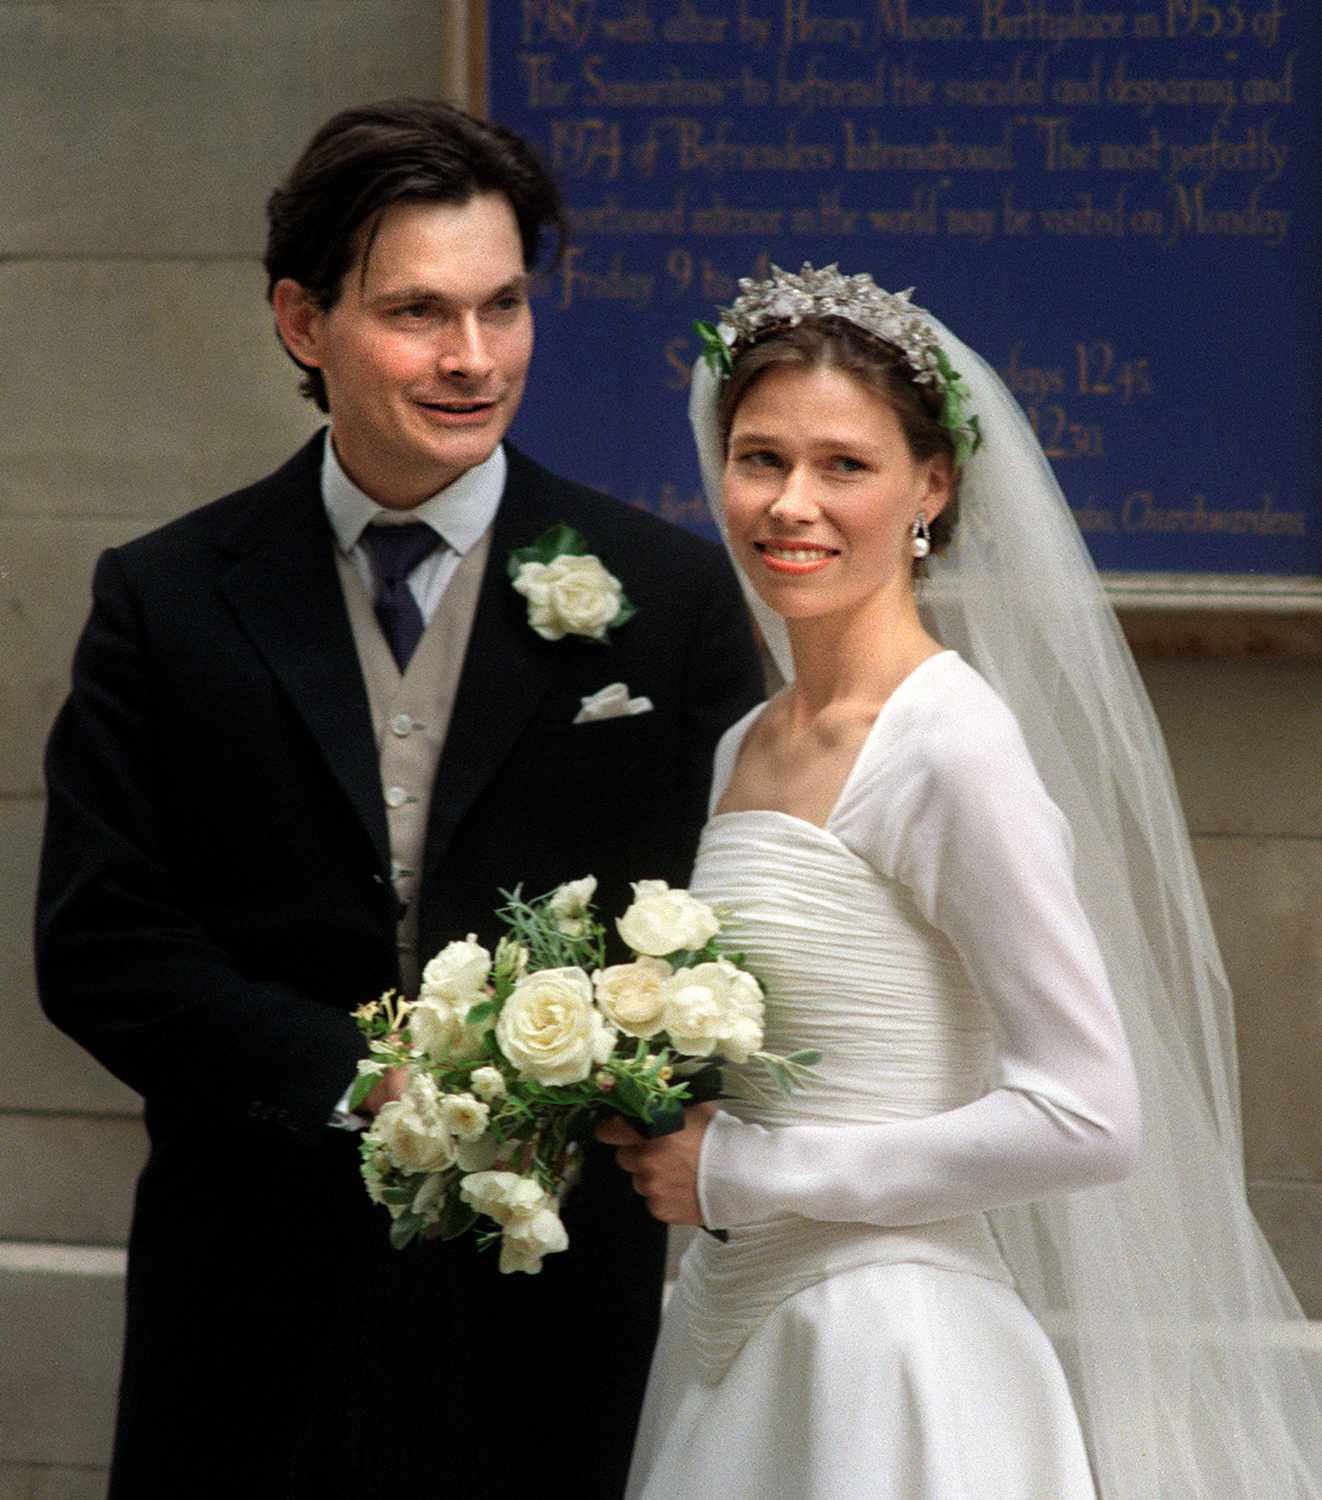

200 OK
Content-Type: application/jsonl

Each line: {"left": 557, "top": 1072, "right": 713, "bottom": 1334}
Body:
{"left": 489, "top": 0, "right": 1320, "bottom": 575}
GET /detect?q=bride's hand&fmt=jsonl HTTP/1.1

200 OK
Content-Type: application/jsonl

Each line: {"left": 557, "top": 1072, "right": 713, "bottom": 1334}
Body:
{"left": 595, "top": 1102, "right": 718, "bottom": 1225}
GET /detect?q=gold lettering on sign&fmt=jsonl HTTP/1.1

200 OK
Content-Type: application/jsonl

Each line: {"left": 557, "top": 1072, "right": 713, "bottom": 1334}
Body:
{"left": 502, "top": 0, "right": 1309, "bottom": 557}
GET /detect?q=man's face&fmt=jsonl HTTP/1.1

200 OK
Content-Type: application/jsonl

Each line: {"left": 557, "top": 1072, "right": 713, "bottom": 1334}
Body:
{"left": 276, "top": 192, "right": 533, "bottom": 508}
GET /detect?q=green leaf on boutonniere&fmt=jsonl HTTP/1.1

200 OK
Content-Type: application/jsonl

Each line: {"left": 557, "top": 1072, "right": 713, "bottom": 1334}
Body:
{"left": 506, "top": 523, "right": 591, "bottom": 578}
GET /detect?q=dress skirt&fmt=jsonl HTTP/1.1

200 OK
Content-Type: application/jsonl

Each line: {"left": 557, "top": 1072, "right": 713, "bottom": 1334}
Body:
{"left": 627, "top": 1260, "right": 1098, "bottom": 1500}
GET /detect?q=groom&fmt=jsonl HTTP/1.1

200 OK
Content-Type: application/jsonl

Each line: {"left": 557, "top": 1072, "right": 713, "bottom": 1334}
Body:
{"left": 35, "top": 99, "right": 761, "bottom": 1498}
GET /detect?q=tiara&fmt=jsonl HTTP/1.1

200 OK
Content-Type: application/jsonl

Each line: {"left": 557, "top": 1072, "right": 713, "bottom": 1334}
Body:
{"left": 696, "top": 263, "right": 981, "bottom": 466}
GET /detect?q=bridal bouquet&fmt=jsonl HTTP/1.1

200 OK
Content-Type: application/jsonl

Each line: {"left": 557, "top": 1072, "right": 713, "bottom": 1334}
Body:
{"left": 350, "top": 877, "right": 818, "bottom": 1273}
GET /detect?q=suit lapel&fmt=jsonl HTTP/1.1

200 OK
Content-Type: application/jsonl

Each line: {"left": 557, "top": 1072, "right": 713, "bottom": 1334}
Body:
{"left": 422, "top": 458, "right": 560, "bottom": 868}
{"left": 218, "top": 438, "right": 390, "bottom": 874}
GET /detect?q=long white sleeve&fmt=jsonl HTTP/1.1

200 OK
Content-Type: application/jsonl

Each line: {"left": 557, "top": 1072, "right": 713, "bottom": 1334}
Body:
{"left": 697, "top": 656, "right": 1141, "bottom": 1231}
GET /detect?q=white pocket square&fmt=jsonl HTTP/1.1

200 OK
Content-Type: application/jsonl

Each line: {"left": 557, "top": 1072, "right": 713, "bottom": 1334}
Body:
{"left": 573, "top": 682, "right": 654, "bottom": 724}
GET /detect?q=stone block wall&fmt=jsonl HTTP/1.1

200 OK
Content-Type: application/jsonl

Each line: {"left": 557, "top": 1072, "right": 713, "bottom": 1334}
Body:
{"left": 0, "top": 3, "right": 453, "bottom": 1492}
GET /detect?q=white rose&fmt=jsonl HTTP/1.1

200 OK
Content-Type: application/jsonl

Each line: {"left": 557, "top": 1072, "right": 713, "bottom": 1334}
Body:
{"left": 460, "top": 1170, "right": 549, "bottom": 1226}
{"left": 661, "top": 960, "right": 765, "bottom": 1063}
{"left": 366, "top": 1074, "right": 457, "bottom": 1174}
{"left": 440, "top": 1092, "right": 490, "bottom": 1141}
{"left": 499, "top": 1207, "right": 569, "bottom": 1275}
{"left": 411, "top": 997, "right": 491, "bottom": 1066}
{"left": 420, "top": 936, "right": 491, "bottom": 1007}
{"left": 593, "top": 957, "right": 672, "bottom": 1038}
{"left": 512, "top": 555, "right": 624, "bottom": 641}
{"left": 507, "top": 1206, "right": 569, "bottom": 1253}
{"left": 496, "top": 967, "right": 614, "bottom": 1085}
{"left": 407, "top": 998, "right": 461, "bottom": 1057}
{"left": 470, "top": 1065, "right": 507, "bottom": 1102}
{"left": 617, "top": 881, "right": 721, "bottom": 957}
{"left": 499, "top": 1206, "right": 569, "bottom": 1274}
{"left": 498, "top": 1239, "right": 545, "bottom": 1275}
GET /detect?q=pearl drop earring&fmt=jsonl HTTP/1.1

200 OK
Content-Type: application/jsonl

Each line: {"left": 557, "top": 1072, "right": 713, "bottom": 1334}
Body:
{"left": 910, "top": 512, "right": 931, "bottom": 559}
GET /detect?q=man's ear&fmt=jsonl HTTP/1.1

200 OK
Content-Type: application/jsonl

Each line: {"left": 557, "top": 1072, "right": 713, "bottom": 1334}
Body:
{"left": 271, "top": 279, "right": 324, "bottom": 368}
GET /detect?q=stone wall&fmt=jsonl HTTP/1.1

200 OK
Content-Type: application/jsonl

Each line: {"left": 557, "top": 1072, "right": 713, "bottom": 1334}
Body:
{"left": 1, "top": 4, "right": 1317, "bottom": 1494}
{"left": 0, "top": 4, "right": 454, "bottom": 1493}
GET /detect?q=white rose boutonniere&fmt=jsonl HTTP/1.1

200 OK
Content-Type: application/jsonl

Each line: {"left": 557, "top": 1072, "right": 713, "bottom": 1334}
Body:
{"left": 508, "top": 524, "right": 636, "bottom": 643}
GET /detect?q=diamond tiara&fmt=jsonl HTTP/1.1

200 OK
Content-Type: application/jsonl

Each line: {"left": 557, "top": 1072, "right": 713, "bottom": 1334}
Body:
{"left": 695, "top": 263, "right": 981, "bottom": 465}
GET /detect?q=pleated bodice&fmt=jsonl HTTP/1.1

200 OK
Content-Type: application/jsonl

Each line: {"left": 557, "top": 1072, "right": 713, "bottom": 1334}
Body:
{"left": 680, "top": 812, "right": 1014, "bottom": 1380}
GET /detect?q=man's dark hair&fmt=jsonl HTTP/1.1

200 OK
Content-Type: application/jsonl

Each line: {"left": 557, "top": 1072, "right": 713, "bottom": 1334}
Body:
{"left": 264, "top": 98, "right": 567, "bottom": 411}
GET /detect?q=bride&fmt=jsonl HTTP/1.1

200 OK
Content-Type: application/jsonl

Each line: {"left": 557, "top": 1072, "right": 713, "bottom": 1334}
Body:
{"left": 598, "top": 265, "right": 1322, "bottom": 1499}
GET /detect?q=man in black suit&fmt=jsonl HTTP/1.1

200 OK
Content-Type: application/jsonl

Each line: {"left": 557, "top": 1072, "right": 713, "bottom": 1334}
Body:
{"left": 35, "top": 99, "right": 761, "bottom": 1498}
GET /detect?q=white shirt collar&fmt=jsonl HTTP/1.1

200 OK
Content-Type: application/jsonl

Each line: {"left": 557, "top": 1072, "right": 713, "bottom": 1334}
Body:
{"left": 321, "top": 433, "right": 506, "bottom": 557}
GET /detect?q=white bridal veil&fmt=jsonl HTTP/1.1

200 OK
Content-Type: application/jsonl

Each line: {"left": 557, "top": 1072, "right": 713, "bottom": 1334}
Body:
{"left": 689, "top": 319, "right": 1322, "bottom": 1498}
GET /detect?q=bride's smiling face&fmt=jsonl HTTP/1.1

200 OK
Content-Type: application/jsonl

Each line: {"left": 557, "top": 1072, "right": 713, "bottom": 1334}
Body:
{"left": 722, "top": 362, "right": 950, "bottom": 624}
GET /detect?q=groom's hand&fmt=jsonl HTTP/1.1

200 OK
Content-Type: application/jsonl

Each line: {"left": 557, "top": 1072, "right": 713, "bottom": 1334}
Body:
{"left": 359, "top": 1066, "right": 408, "bottom": 1117}
{"left": 595, "top": 1103, "right": 717, "bottom": 1225}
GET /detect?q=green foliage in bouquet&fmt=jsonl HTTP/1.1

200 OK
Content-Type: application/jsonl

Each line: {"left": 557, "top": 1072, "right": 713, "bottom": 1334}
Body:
{"left": 351, "top": 876, "right": 819, "bottom": 1272}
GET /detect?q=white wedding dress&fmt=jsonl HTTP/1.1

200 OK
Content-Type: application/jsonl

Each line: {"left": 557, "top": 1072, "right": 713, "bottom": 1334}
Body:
{"left": 626, "top": 652, "right": 1141, "bottom": 1500}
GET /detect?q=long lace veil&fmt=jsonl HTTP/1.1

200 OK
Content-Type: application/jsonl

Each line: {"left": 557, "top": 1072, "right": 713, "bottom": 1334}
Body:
{"left": 689, "top": 325, "right": 1322, "bottom": 1498}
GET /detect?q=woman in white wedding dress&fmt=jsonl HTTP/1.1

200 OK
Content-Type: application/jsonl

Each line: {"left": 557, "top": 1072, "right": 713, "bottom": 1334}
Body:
{"left": 600, "top": 267, "right": 1322, "bottom": 1500}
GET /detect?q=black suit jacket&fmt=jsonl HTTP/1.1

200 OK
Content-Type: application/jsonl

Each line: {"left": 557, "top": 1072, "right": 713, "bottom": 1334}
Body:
{"left": 36, "top": 432, "right": 762, "bottom": 1499}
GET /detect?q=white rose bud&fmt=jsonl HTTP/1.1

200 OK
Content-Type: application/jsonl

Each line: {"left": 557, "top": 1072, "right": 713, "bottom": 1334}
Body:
{"left": 470, "top": 1065, "right": 507, "bottom": 1102}
{"left": 661, "top": 960, "right": 765, "bottom": 1063}
{"left": 593, "top": 957, "right": 672, "bottom": 1038}
{"left": 494, "top": 937, "right": 530, "bottom": 981}
{"left": 512, "top": 555, "right": 624, "bottom": 642}
{"left": 550, "top": 875, "right": 597, "bottom": 936}
{"left": 495, "top": 967, "right": 613, "bottom": 1086}
{"left": 420, "top": 936, "right": 491, "bottom": 1007}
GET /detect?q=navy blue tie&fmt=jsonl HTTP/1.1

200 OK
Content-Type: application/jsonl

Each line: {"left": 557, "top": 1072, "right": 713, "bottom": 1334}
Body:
{"left": 361, "top": 523, "right": 442, "bottom": 671}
